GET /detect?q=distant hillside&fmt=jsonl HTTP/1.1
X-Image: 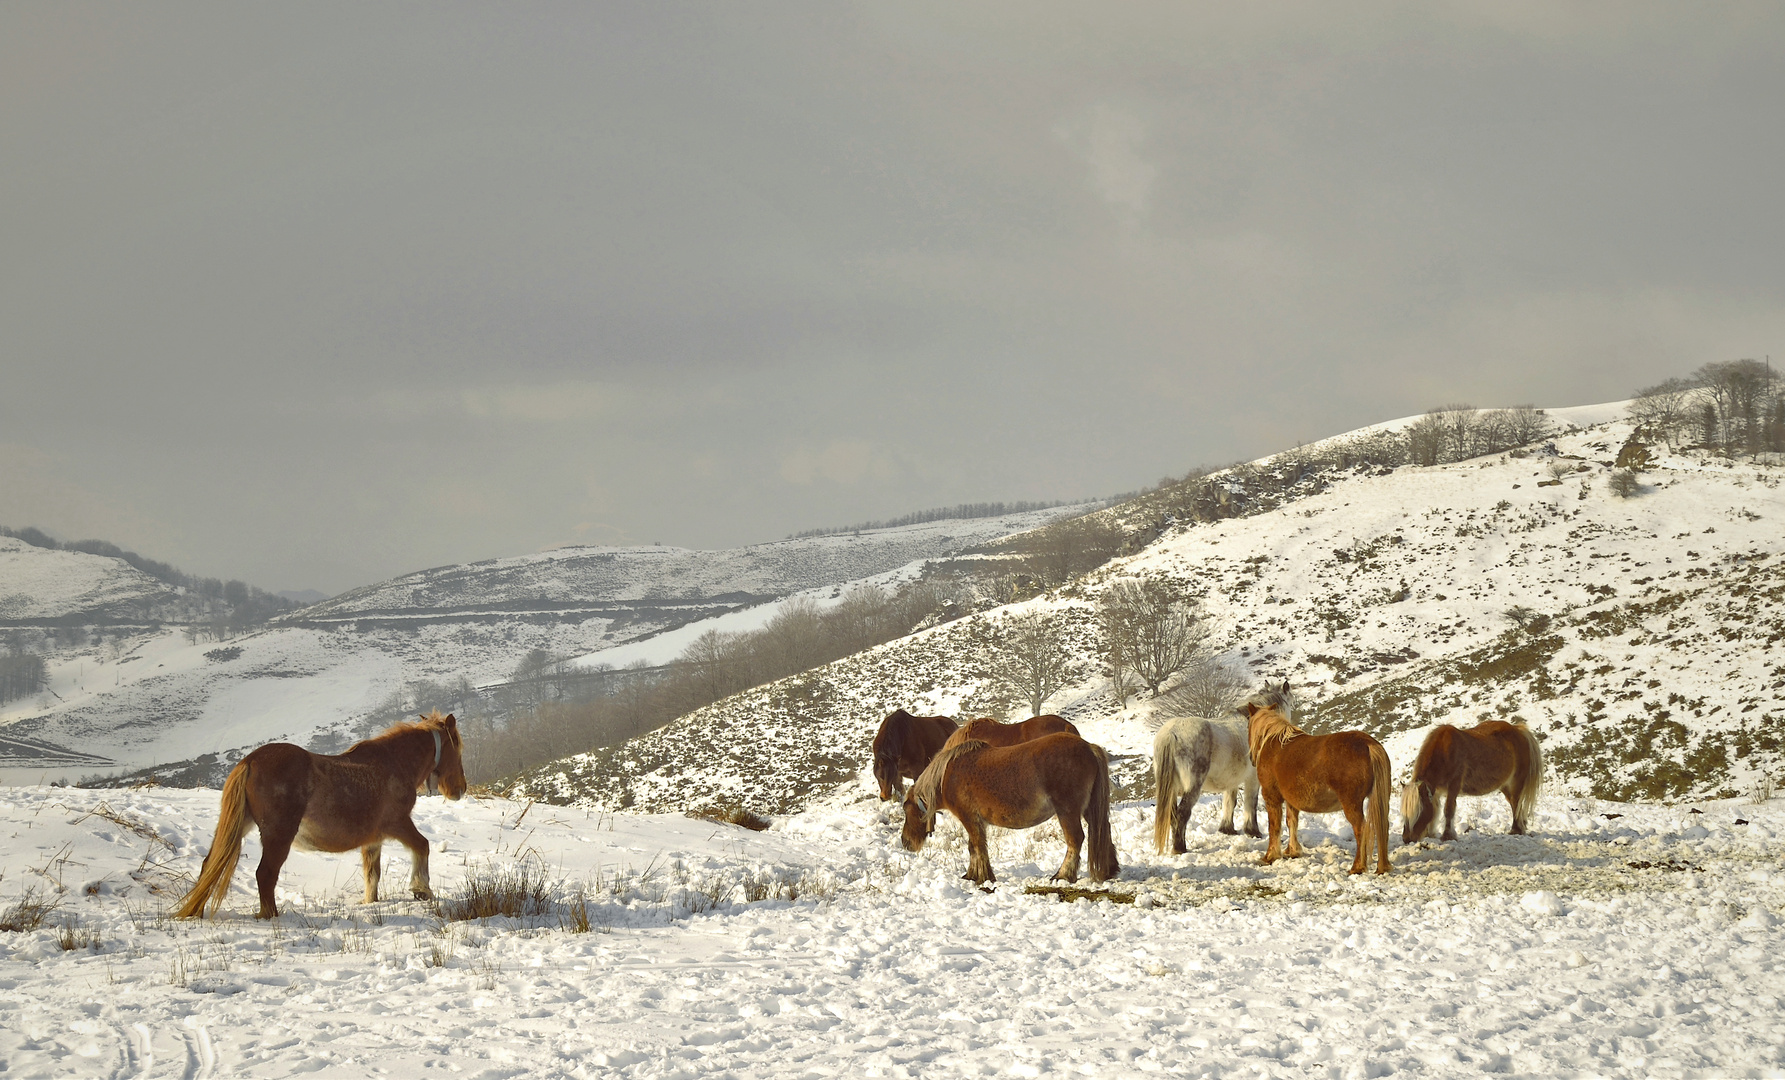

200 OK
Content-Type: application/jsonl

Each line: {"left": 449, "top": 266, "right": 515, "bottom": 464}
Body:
{"left": 510, "top": 404, "right": 1785, "bottom": 813}
{"left": 2, "top": 505, "right": 1089, "bottom": 784}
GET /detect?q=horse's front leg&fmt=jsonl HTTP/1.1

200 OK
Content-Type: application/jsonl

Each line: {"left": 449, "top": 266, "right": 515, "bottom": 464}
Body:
{"left": 961, "top": 816, "right": 995, "bottom": 884}
{"left": 1283, "top": 807, "right": 1306, "bottom": 858}
{"left": 1261, "top": 795, "right": 1284, "bottom": 865}
{"left": 1441, "top": 788, "right": 1460, "bottom": 842}
{"left": 1217, "top": 789, "right": 1239, "bottom": 835}
{"left": 360, "top": 842, "right": 383, "bottom": 903}
{"left": 1054, "top": 811, "right": 1085, "bottom": 883}
{"left": 389, "top": 818, "right": 434, "bottom": 900}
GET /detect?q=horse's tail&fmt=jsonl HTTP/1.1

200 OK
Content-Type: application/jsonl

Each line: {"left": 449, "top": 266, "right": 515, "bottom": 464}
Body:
{"left": 1086, "top": 743, "right": 1121, "bottom": 883}
{"left": 1152, "top": 727, "right": 1181, "bottom": 855}
{"left": 1367, "top": 739, "right": 1393, "bottom": 873}
{"left": 174, "top": 761, "right": 256, "bottom": 919}
{"left": 1513, "top": 722, "right": 1543, "bottom": 830}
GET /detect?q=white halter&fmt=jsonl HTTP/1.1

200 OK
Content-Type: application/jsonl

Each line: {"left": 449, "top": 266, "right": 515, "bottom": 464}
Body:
{"left": 427, "top": 728, "right": 444, "bottom": 795}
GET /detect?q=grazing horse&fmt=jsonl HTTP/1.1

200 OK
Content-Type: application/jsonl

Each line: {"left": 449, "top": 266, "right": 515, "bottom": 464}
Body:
{"left": 1153, "top": 715, "right": 1261, "bottom": 854}
{"left": 943, "top": 713, "right": 1078, "bottom": 750}
{"left": 901, "top": 733, "right": 1120, "bottom": 885}
{"left": 1245, "top": 682, "right": 1392, "bottom": 875}
{"left": 871, "top": 709, "right": 959, "bottom": 800}
{"left": 1402, "top": 720, "right": 1543, "bottom": 842}
{"left": 175, "top": 712, "right": 467, "bottom": 919}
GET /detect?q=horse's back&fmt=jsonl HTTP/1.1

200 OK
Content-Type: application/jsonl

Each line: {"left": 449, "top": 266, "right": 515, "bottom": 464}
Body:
{"left": 1158, "top": 716, "right": 1252, "bottom": 781}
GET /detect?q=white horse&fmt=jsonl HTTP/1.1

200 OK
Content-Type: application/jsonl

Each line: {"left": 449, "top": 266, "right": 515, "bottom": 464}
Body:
{"left": 1153, "top": 715, "right": 1261, "bottom": 854}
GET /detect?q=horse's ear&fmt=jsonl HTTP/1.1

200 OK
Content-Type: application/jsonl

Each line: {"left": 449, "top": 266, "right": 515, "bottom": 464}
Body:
{"left": 1242, "top": 702, "right": 1258, "bottom": 718}
{"left": 443, "top": 713, "right": 457, "bottom": 728}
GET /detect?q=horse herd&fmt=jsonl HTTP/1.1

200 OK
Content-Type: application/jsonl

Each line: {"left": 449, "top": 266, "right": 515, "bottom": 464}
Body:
{"left": 877, "top": 681, "right": 1543, "bottom": 886}
{"left": 172, "top": 684, "right": 1542, "bottom": 919}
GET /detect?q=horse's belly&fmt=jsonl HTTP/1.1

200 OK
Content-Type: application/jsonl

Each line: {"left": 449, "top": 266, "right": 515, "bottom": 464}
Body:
{"left": 294, "top": 818, "right": 363, "bottom": 853}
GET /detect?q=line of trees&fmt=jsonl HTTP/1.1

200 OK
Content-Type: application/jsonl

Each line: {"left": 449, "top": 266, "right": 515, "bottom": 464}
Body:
{"left": 1404, "top": 405, "right": 1552, "bottom": 467}
{"left": 1630, "top": 359, "right": 1784, "bottom": 456}
{"left": 0, "top": 652, "right": 46, "bottom": 706}
{"left": 465, "top": 581, "right": 949, "bottom": 783}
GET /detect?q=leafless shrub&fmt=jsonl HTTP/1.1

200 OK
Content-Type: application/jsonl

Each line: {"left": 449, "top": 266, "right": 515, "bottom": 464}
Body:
{"left": 1151, "top": 654, "right": 1250, "bottom": 718}
{"left": 1608, "top": 468, "right": 1641, "bottom": 498}
{"left": 55, "top": 918, "right": 98, "bottom": 952}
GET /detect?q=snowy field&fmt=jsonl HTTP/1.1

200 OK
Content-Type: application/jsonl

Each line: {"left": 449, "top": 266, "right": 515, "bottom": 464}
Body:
{"left": 2, "top": 780, "right": 1782, "bottom": 1078}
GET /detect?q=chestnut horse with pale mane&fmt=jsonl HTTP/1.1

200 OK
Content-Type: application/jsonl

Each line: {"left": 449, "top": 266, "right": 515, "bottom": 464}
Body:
{"left": 871, "top": 709, "right": 959, "bottom": 801}
{"left": 901, "top": 732, "right": 1119, "bottom": 885}
{"left": 942, "top": 714, "right": 1078, "bottom": 749}
{"left": 175, "top": 711, "right": 467, "bottom": 919}
{"left": 1245, "top": 681, "right": 1392, "bottom": 875}
{"left": 1402, "top": 720, "right": 1543, "bottom": 842}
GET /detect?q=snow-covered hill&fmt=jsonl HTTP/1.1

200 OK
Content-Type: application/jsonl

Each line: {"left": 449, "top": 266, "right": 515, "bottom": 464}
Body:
{"left": 0, "top": 506, "right": 1090, "bottom": 783}
{"left": 514, "top": 404, "right": 1785, "bottom": 813}
{"left": 0, "top": 537, "right": 170, "bottom": 622}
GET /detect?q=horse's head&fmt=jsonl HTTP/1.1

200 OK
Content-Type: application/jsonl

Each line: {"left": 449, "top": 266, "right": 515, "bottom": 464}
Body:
{"left": 422, "top": 712, "right": 467, "bottom": 801}
{"left": 899, "top": 789, "right": 933, "bottom": 852}
{"left": 874, "top": 751, "right": 904, "bottom": 802}
{"left": 1401, "top": 781, "right": 1437, "bottom": 843}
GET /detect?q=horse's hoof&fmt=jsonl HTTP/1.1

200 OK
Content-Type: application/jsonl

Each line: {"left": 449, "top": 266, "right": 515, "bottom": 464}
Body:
{"left": 412, "top": 889, "right": 433, "bottom": 900}
{"left": 1218, "top": 826, "right": 1238, "bottom": 835}
{"left": 1172, "top": 844, "right": 1188, "bottom": 855}
{"left": 1245, "top": 829, "right": 1264, "bottom": 839}
{"left": 256, "top": 909, "right": 278, "bottom": 920}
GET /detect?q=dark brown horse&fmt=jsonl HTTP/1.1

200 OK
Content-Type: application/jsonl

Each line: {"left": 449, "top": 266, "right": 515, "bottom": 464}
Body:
{"left": 900, "top": 732, "right": 1120, "bottom": 885}
{"left": 942, "top": 714, "right": 1079, "bottom": 749}
{"left": 871, "top": 709, "right": 959, "bottom": 800}
{"left": 1245, "top": 682, "right": 1392, "bottom": 875}
{"left": 1402, "top": 720, "right": 1543, "bottom": 842}
{"left": 176, "top": 712, "right": 467, "bottom": 919}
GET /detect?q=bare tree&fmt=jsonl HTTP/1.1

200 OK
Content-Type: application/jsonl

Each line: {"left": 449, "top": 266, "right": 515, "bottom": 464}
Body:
{"left": 1608, "top": 468, "right": 1640, "bottom": 498}
{"left": 1629, "top": 377, "right": 1699, "bottom": 450}
{"left": 989, "top": 612, "right": 1082, "bottom": 716}
{"left": 1695, "top": 359, "right": 1776, "bottom": 453}
{"left": 1098, "top": 578, "right": 1206, "bottom": 695}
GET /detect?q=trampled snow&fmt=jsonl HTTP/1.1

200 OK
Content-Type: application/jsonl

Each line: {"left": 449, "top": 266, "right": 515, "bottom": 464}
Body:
{"left": 1, "top": 779, "right": 1781, "bottom": 1078}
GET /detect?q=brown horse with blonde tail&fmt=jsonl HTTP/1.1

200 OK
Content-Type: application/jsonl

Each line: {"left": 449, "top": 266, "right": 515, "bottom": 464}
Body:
{"left": 901, "top": 732, "right": 1119, "bottom": 885}
{"left": 1402, "top": 720, "right": 1543, "bottom": 842}
{"left": 1245, "top": 681, "right": 1393, "bottom": 875}
{"left": 942, "top": 714, "right": 1078, "bottom": 749}
{"left": 871, "top": 709, "right": 959, "bottom": 800}
{"left": 176, "top": 711, "right": 467, "bottom": 919}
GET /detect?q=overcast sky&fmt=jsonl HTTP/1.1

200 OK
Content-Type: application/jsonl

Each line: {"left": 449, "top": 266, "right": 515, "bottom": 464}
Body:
{"left": 4, "top": 4, "right": 1783, "bottom": 595}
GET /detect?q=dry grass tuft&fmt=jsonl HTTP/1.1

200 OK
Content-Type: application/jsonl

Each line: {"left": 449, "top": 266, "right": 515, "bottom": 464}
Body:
{"left": 441, "top": 857, "right": 553, "bottom": 921}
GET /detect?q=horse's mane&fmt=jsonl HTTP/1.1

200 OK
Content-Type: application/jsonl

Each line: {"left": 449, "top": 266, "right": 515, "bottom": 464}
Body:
{"left": 1245, "top": 680, "right": 1305, "bottom": 762}
{"left": 909, "top": 738, "right": 987, "bottom": 829}
{"left": 349, "top": 711, "right": 456, "bottom": 755}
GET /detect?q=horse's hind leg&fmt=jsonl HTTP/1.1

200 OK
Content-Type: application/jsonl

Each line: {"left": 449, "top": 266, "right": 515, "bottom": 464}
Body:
{"left": 360, "top": 842, "right": 383, "bottom": 903}
{"left": 1173, "top": 790, "right": 1203, "bottom": 857}
{"left": 1054, "top": 812, "right": 1085, "bottom": 883}
{"left": 389, "top": 818, "right": 434, "bottom": 900}
{"left": 1342, "top": 800, "right": 1369, "bottom": 875}
{"left": 1504, "top": 785, "right": 1527, "bottom": 835}
{"left": 254, "top": 825, "right": 297, "bottom": 920}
